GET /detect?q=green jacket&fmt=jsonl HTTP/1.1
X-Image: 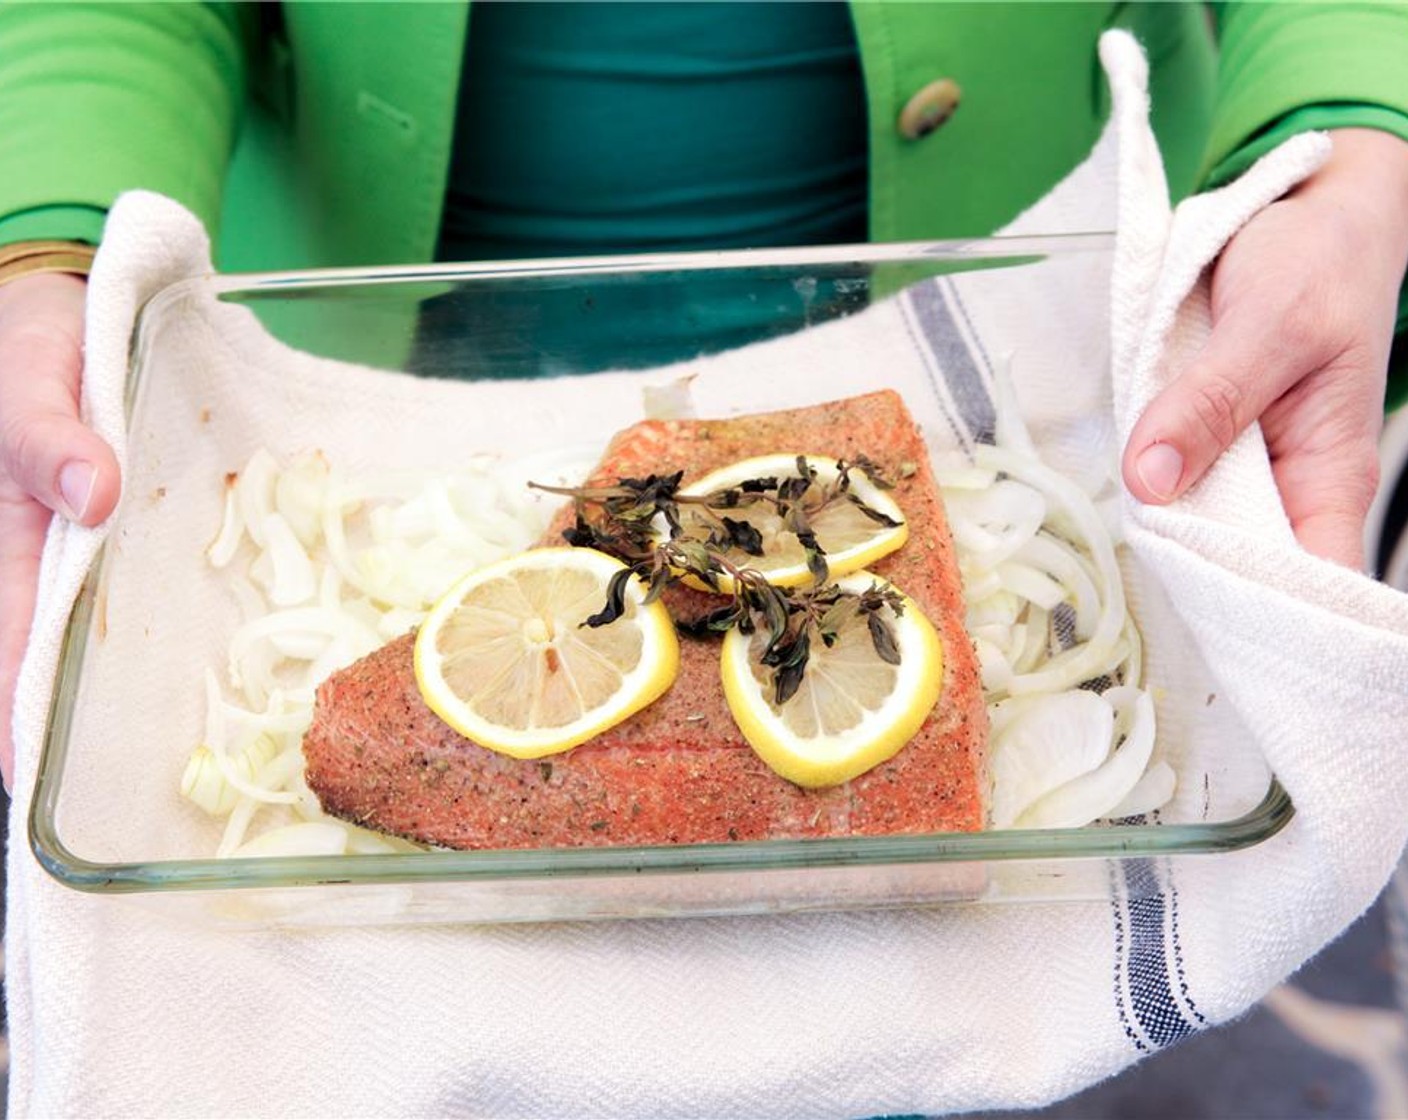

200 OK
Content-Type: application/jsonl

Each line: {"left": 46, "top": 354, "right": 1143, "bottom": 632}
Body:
{"left": 4, "top": 2, "right": 1408, "bottom": 273}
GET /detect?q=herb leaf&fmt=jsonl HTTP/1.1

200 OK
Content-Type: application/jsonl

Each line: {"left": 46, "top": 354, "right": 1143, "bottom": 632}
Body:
{"left": 539, "top": 455, "right": 910, "bottom": 704}
{"left": 583, "top": 567, "right": 635, "bottom": 629}
{"left": 867, "top": 611, "right": 902, "bottom": 665}
{"left": 721, "top": 516, "right": 765, "bottom": 557}
{"left": 847, "top": 492, "right": 904, "bottom": 528}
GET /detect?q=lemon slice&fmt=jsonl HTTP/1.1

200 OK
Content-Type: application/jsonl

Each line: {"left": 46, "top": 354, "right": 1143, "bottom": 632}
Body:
{"left": 668, "top": 453, "right": 907, "bottom": 591}
{"left": 413, "top": 547, "right": 679, "bottom": 759}
{"left": 720, "top": 571, "right": 943, "bottom": 787}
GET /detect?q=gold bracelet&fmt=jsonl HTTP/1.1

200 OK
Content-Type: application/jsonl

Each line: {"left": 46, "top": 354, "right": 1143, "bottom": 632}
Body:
{"left": 0, "top": 239, "right": 97, "bottom": 288}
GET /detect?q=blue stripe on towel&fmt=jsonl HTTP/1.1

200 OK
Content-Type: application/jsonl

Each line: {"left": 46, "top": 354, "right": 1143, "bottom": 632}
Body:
{"left": 903, "top": 280, "right": 998, "bottom": 445}
{"left": 1109, "top": 861, "right": 1151, "bottom": 1054}
{"left": 1165, "top": 841, "right": 1208, "bottom": 1029}
{"left": 1123, "top": 859, "right": 1198, "bottom": 1048}
{"left": 901, "top": 273, "right": 1203, "bottom": 1056}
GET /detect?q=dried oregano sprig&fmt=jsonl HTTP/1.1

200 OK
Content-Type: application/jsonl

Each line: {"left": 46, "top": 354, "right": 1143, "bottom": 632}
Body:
{"left": 530, "top": 457, "right": 907, "bottom": 704}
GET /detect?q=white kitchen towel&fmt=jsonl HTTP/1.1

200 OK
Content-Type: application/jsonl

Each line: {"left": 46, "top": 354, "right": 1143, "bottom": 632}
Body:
{"left": 11, "top": 30, "right": 1408, "bottom": 1119}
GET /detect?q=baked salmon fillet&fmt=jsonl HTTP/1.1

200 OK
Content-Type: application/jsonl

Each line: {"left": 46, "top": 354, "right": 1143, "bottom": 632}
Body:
{"left": 303, "top": 390, "right": 988, "bottom": 849}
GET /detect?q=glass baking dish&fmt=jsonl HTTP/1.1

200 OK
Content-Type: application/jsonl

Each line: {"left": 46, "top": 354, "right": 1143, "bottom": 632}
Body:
{"left": 29, "top": 235, "right": 1293, "bottom": 927}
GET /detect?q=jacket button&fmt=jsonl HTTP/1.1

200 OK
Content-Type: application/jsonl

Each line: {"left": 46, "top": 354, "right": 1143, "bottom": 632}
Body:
{"left": 897, "top": 79, "right": 962, "bottom": 140}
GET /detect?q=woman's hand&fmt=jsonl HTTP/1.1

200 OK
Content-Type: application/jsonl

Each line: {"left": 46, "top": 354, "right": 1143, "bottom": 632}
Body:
{"left": 0, "top": 271, "right": 120, "bottom": 789}
{"left": 1122, "top": 128, "right": 1408, "bottom": 569}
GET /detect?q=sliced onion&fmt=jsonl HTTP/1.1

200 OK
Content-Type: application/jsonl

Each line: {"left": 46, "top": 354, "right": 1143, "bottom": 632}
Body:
{"left": 1014, "top": 688, "right": 1156, "bottom": 829}
{"left": 206, "top": 483, "right": 245, "bottom": 569}
{"left": 972, "top": 639, "right": 1013, "bottom": 694}
{"left": 974, "top": 444, "right": 1127, "bottom": 683}
{"left": 344, "top": 827, "right": 423, "bottom": 855}
{"left": 1107, "top": 760, "right": 1176, "bottom": 819}
{"left": 930, "top": 451, "right": 998, "bottom": 491}
{"left": 966, "top": 590, "right": 1022, "bottom": 630}
{"left": 181, "top": 734, "right": 284, "bottom": 817}
{"left": 988, "top": 691, "right": 1118, "bottom": 828}
{"left": 274, "top": 450, "right": 330, "bottom": 548}
{"left": 181, "top": 746, "right": 232, "bottom": 816}
{"left": 491, "top": 442, "right": 601, "bottom": 499}
{"left": 1014, "top": 533, "right": 1102, "bottom": 642}
{"left": 208, "top": 739, "right": 300, "bottom": 809}
{"left": 996, "top": 562, "right": 1066, "bottom": 611}
{"left": 267, "top": 630, "right": 330, "bottom": 661}
{"left": 377, "top": 607, "right": 425, "bottom": 641}
{"left": 228, "top": 822, "right": 350, "bottom": 859}
{"left": 319, "top": 480, "right": 377, "bottom": 599}
{"left": 959, "top": 567, "right": 1003, "bottom": 601}
{"left": 305, "top": 639, "right": 362, "bottom": 687}
{"left": 935, "top": 427, "right": 1169, "bottom": 824}
{"left": 218, "top": 701, "right": 311, "bottom": 738}
{"left": 944, "top": 479, "right": 1047, "bottom": 569}
{"left": 234, "top": 448, "right": 279, "bottom": 549}
{"left": 1012, "top": 607, "right": 1051, "bottom": 674}
{"left": 261, "top": 512, "right": 317, "bottom": 607}
{"left": 229, "top": 608, "right": 381, "bottom": 674}
{"left": 217, "top": 795, "right": 261, "bottom": 858}
{"left": 1119, "top": 614, "right": 1145, "bottom": 698}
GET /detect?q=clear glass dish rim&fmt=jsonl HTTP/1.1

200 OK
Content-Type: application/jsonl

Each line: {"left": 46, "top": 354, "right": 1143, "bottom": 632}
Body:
{"left": 30, "top": 233, "right": 1295, "bottom": 896}
{"left": 191, "top": 231, "right": 1118, "bottom": 295}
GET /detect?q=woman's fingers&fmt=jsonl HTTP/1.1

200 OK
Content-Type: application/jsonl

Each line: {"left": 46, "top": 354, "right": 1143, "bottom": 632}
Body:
{"left": 0, "top": 270, "right": 113, "bottom": 789}
{"left": 0, "top": 273, "right": 119, "bottom": 526}
{"left": 1121, "top": 129, "right": 1408, "bottom": 569}
{"left": 1271, "top": 446, "right": 1379, "bottom": 571}
{"left": 1259, "top": 351, "right": 1387, "bottom": 572}
{"left": 1121, "top": 299, "right": 1320, "bottom": 505}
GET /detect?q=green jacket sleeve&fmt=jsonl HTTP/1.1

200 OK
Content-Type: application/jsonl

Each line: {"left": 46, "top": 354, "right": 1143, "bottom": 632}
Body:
{"left": 0, "top": 2, "right": 250, "bottom": 249}
{"left": 1205, "top": 104, "right": 1408, "bottom": 189}
{"left": 1211, "top": 101, "right": 1408, "bottom": 411}
{"left": 1204, "top": 2, "right": 1408, "bottom": 184}
{"left": 1206, "top": 2, "right": 1408, "bottom": 410}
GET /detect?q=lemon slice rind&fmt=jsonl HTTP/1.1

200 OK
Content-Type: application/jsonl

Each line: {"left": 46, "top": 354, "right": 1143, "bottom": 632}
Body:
{"left": 414, "top": 547, "right": 679, "bottom": 759}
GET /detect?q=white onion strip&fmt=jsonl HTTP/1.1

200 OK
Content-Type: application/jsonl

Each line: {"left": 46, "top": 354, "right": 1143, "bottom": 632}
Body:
{"left": 1014, "top": 688, "right": 1156, "bottom": 829}
{"left": 1014, "top": 533, "right": 1101, "bottom": 641}
{"left": 939, "top": 428, "right": 1170, "bottom": 827}
{"left": 206, "top": 484, "right": 244, "bottom": 569}
{"left": 970, "top": 444, "right": 1128, "bottom": 697}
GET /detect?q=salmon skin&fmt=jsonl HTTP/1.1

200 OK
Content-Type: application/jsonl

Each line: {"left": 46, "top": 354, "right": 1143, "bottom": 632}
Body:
{"left": 303, "top": 390, "right": 989, "bottom": 849}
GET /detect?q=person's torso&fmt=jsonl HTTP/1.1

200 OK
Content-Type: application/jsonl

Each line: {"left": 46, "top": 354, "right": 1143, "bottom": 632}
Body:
{"left": 217, "top": 2, "right": 1214, "bottom": 369}
{"left": 221, "top": 2, "right": 1214, "bottom": 273}
{"left": 437, "top": 1, "right": 869, "bottom": 262}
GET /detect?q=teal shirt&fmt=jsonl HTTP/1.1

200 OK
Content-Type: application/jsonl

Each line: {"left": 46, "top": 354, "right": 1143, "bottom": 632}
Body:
{"left": 430, "top": 1, "right": 870, "bottom": 373}
{"left": 437, "top": 1, "right": 867, "bottom": 261}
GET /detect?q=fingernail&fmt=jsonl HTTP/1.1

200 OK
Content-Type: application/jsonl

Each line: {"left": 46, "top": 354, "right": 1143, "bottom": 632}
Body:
{"left": 1135, "top": 443, "right": 1184, "bottom": 501}
{"left": 58, "top": 460, "right": 97, "bottom": 521}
